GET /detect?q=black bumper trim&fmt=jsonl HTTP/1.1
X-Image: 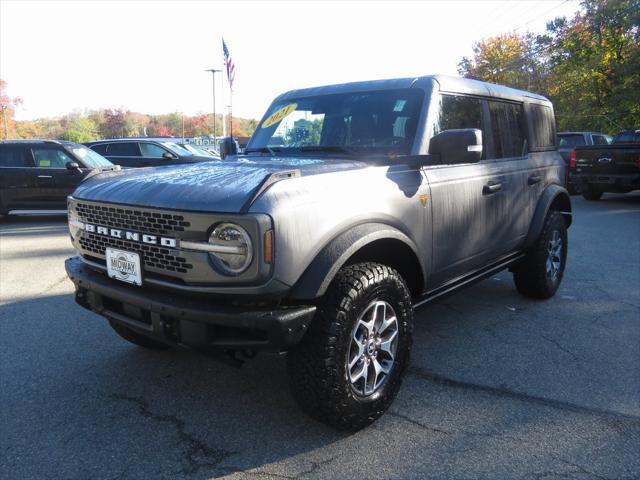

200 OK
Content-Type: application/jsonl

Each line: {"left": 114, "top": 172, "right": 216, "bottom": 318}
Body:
{"left": 65, "top": 256, "right": 315, "bottom": 351}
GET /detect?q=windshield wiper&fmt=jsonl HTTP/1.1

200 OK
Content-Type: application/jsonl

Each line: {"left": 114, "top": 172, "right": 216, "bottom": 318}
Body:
{"left": 245, "top": 146, "right": 278, "bottom": 155}
{"left": 297, "top": 146, "right": 358, "bottom": 155}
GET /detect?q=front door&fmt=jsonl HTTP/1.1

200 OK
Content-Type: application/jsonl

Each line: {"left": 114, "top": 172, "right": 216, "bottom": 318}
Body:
{"left": 425, "top": 93, "right": 519, "bottom": 288}
{"left": 30, "top": 146, "right": 82, "bottom": 209}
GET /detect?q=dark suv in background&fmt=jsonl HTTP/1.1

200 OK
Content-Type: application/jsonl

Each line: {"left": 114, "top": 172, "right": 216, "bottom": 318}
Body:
{"left": 0, "top": 140, "right": 116, "bottom": 217}
{"left": 85, "top": 138, "right": 215, "bottom": 168}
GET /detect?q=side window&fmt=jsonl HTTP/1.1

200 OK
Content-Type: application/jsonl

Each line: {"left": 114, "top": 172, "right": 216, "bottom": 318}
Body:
{"left": 106, "top": 142, "right": 140, "bottom": 156}
{"left": 139, "top": 143, "right": 168, "bottom": 157}
{"left": 90, "top": 144, "right": 109, "bottom": 155}
{"left": 433, "top": 94, "right": 485, "bottom": 160}
{"left": 488, "top": 101, "right": 526, "bottom": 159}
{"left": 0, "top": 146, "right": 31, "bottom": 167}
{"left": 435, "top": 94, "right": 483, "bottom": 133}
{"left": 32, "top": 148, "right": 74, "bottom": 168}
{"left": 529, "top": 104, "right": 556, "bottom": 149}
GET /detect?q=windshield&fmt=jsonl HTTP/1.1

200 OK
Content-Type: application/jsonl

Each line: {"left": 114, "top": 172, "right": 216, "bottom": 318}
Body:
{"left": 67, "top": 144, "right": 113, "bottom": 168}
{"left": 247, "top": 88, "right": 424, "bottom": 156}
{"left": 162, "top": 142, "right": 194, "bottom": 156}
{"left": 180, "top": 144, "right": 214, "bottom": 157}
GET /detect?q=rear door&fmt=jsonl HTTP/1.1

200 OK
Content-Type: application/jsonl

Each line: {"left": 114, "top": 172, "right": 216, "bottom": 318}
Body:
{"left": 0, "top": 144, "right": 36, "bottom": 212}
{"left": 486, "top": 99, "right": 529, "bottom": 253}
{"left": 103, "top": 142, "right": 143, "bottom": 167}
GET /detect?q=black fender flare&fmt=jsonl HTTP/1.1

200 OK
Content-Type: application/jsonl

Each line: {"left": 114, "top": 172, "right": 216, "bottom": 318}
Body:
{"left": 524, "top": 184, "right": 572, "bottom": 248}
{"left": 288, "top": 223, "right": 423, "bottom": 300}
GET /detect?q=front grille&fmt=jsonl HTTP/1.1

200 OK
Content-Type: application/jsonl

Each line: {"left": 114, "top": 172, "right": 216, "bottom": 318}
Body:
{"left": 79, "top": 232, "right": 193, "bottom": 274}
{"left": 75, "top": 202, "right": 190, "bottom": 235}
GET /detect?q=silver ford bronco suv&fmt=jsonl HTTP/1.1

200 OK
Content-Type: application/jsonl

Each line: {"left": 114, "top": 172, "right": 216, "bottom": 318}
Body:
{"left": 65, "top": 75, "right": 571, "bottom": 430}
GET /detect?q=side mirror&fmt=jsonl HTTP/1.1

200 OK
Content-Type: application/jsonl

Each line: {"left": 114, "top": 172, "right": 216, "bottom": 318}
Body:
{"left": 66, "top": 161, "right": 82, "bottom": 171}
{"left": 428, "top": 128, "right": 483, "bottom": 165}
{"left": 218, "top": 137, "right": 238, "bottom": 160}
{"left": 162, "top": 152, "right": 175, "bottom": 160}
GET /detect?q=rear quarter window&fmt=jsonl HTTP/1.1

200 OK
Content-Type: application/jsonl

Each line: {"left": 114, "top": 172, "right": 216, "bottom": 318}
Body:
{"left": 529, "top": 104, "right": 556, "bottom": 150}
{"left": 0, "top": 146, "right": 31, "bottom": 167}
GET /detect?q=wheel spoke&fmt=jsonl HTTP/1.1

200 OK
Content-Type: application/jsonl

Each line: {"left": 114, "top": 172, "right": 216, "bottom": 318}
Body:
{"left": 379, "top": 330, "right": 397, "bottom": 358}
{"left": 349, "top": 353, "right": 362, "bottom": 370}
{"left": 378, "top": 315, "right": 397, "bottom": 335}
{"left": 350, "top": 362, "right": 367, "bottom": 383}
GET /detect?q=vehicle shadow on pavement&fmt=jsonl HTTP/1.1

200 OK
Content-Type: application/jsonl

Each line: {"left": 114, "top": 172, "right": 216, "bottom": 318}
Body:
{"left": 1, "top": 284, "right": 638, "bottom": 480}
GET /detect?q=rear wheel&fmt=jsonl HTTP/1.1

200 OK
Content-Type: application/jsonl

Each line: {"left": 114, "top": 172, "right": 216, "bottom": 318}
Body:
{"left": 287, "top": 262, "right": 413, "bottom": 431}
{"left": 513, "top": 211, "right": 568, "bottom": 299}
{"left": 109, "top": 320, "right": 171, "bottom": 350}
{"left": 582, "top": 185, "right": 603, "bottom": 201}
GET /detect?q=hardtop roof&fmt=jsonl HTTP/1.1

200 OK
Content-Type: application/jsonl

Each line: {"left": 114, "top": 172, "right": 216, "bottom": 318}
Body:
{"left": 274, "top": 74, "right": 551, "bottom": 105}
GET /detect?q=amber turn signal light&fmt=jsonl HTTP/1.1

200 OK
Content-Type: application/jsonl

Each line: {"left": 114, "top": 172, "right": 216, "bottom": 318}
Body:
{"left": 264, "top": 230, "right": 274, "bottom": 264}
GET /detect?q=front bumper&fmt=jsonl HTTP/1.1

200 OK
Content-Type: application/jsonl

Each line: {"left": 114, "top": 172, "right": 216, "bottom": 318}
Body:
{"left": 65, "top": 256, "right": 315, "bottom": 352}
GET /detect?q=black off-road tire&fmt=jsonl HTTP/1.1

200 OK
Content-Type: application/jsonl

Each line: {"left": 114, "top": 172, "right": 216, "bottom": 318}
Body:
{"left": 513, "top": 211, "right": 568, "bottom": 299}
{"left": 287, "top": 262, "right": 414, "bottom": 431}
{"left": 109, "top": 320, "right": 171, "bottom": 350}
{"left": 582, "top": 185, "right": 603, "bottom": 201}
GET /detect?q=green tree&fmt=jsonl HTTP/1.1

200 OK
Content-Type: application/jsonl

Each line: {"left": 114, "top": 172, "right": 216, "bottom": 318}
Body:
{"left": 540, "top": 0, "right": 640, "bottom": 131}
{"left": 60, "top": 116, "right": 98, "bottom": 143}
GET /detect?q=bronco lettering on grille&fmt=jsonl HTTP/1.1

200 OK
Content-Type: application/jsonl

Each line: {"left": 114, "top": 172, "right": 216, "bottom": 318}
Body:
{"left": 84, "top": 223, "right": 177, "bottom": 248}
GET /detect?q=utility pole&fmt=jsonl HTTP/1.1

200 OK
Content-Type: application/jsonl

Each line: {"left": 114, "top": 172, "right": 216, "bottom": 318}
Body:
{"left": 205, "top": 69, "right": 221, "bottom": 141}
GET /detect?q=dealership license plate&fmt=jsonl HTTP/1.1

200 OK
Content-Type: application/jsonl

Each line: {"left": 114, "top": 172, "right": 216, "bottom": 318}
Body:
{"left": 106, "top": 248, "right": 142, "bottom": 286}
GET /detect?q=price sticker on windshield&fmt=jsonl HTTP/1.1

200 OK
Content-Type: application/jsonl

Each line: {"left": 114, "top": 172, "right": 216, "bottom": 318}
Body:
{"left": 262, "top": 103, "right": 298, "bottom": 129}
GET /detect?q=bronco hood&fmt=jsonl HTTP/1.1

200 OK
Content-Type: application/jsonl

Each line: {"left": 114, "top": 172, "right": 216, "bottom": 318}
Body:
{"left": 72, "top": 157, "right": 366, "bottom": 213}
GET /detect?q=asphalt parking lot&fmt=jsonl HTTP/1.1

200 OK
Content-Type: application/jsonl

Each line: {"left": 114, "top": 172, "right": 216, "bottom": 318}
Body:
{"left": 1, "top": 194, "right": 639, "bottom": 480}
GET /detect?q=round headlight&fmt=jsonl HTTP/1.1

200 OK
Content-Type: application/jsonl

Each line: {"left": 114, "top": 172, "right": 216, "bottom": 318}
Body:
{"left": 208, "top": 223, "right": 253, "bottom": 275}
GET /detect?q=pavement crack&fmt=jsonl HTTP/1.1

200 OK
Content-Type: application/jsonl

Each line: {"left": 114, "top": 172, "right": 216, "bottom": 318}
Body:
{"left": 407, "top": 366, "right": 640, "bottom": 424}
{"left": 40, "top": 275, "right": 69, "bottom": 295}
{"left": 388, "top": 410, "right": 518, "bottom": 440}
{"left": 550, "top": 455, "right": 631, "bottom": 480}
{"left": 226, "top": 456, "right": 337, "bottom": 479}
{"left": 111, "top": 394, "right": 235, "bottom": 475}
{"left": 539, "top": 334, "right": 579, "bottom": 360}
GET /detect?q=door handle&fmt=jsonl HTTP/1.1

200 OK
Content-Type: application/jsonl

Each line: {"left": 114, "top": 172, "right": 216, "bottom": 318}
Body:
{"left": 528, "top": 175, "right": 542, "bottom": 185}
{"left": 483, "top": 182, "right": 502, "bottom": 195}
{"left": 37, "top": 175, "right": 53, "bottom": 179}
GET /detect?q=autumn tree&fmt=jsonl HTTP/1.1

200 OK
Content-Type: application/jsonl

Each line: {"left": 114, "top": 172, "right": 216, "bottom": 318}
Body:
{"left": 458, "top": 33, "right": 548, "bottom": 93}
{"left": 539, "top": 0, "right": 640, "bottom": 131}
{"left": 0, "top": 80, "right": 23, "bottom": 139}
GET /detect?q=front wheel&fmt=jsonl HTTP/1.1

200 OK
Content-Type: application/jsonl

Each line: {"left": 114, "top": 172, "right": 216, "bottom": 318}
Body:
{"left": 287, "top": 263, "right": 414, "bottom": 431}
{"left": 513, "top": 211, "right": 568, "bottom": 299}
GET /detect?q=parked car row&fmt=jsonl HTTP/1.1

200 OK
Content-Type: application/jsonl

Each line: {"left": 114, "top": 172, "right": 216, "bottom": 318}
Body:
{"left": 0, "top": 140, "right": 118, "bottom": 216}
{"left": 0, "top": 137, "right": 225, "bottom": 217}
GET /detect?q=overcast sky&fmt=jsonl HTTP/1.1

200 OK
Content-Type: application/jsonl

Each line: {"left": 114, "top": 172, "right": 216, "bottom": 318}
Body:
{"left": 1, "top": 0, "right": 581, "bottom": 121}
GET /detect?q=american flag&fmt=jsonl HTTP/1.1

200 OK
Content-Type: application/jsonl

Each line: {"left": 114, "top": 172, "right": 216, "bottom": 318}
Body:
{"left": 222, "top": 38, "right": 235, "bottom": 90}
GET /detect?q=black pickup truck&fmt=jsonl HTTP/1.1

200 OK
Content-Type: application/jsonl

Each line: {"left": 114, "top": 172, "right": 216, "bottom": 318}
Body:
{"left": 573, "top": 130, "right": 640, "bottom": 200}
